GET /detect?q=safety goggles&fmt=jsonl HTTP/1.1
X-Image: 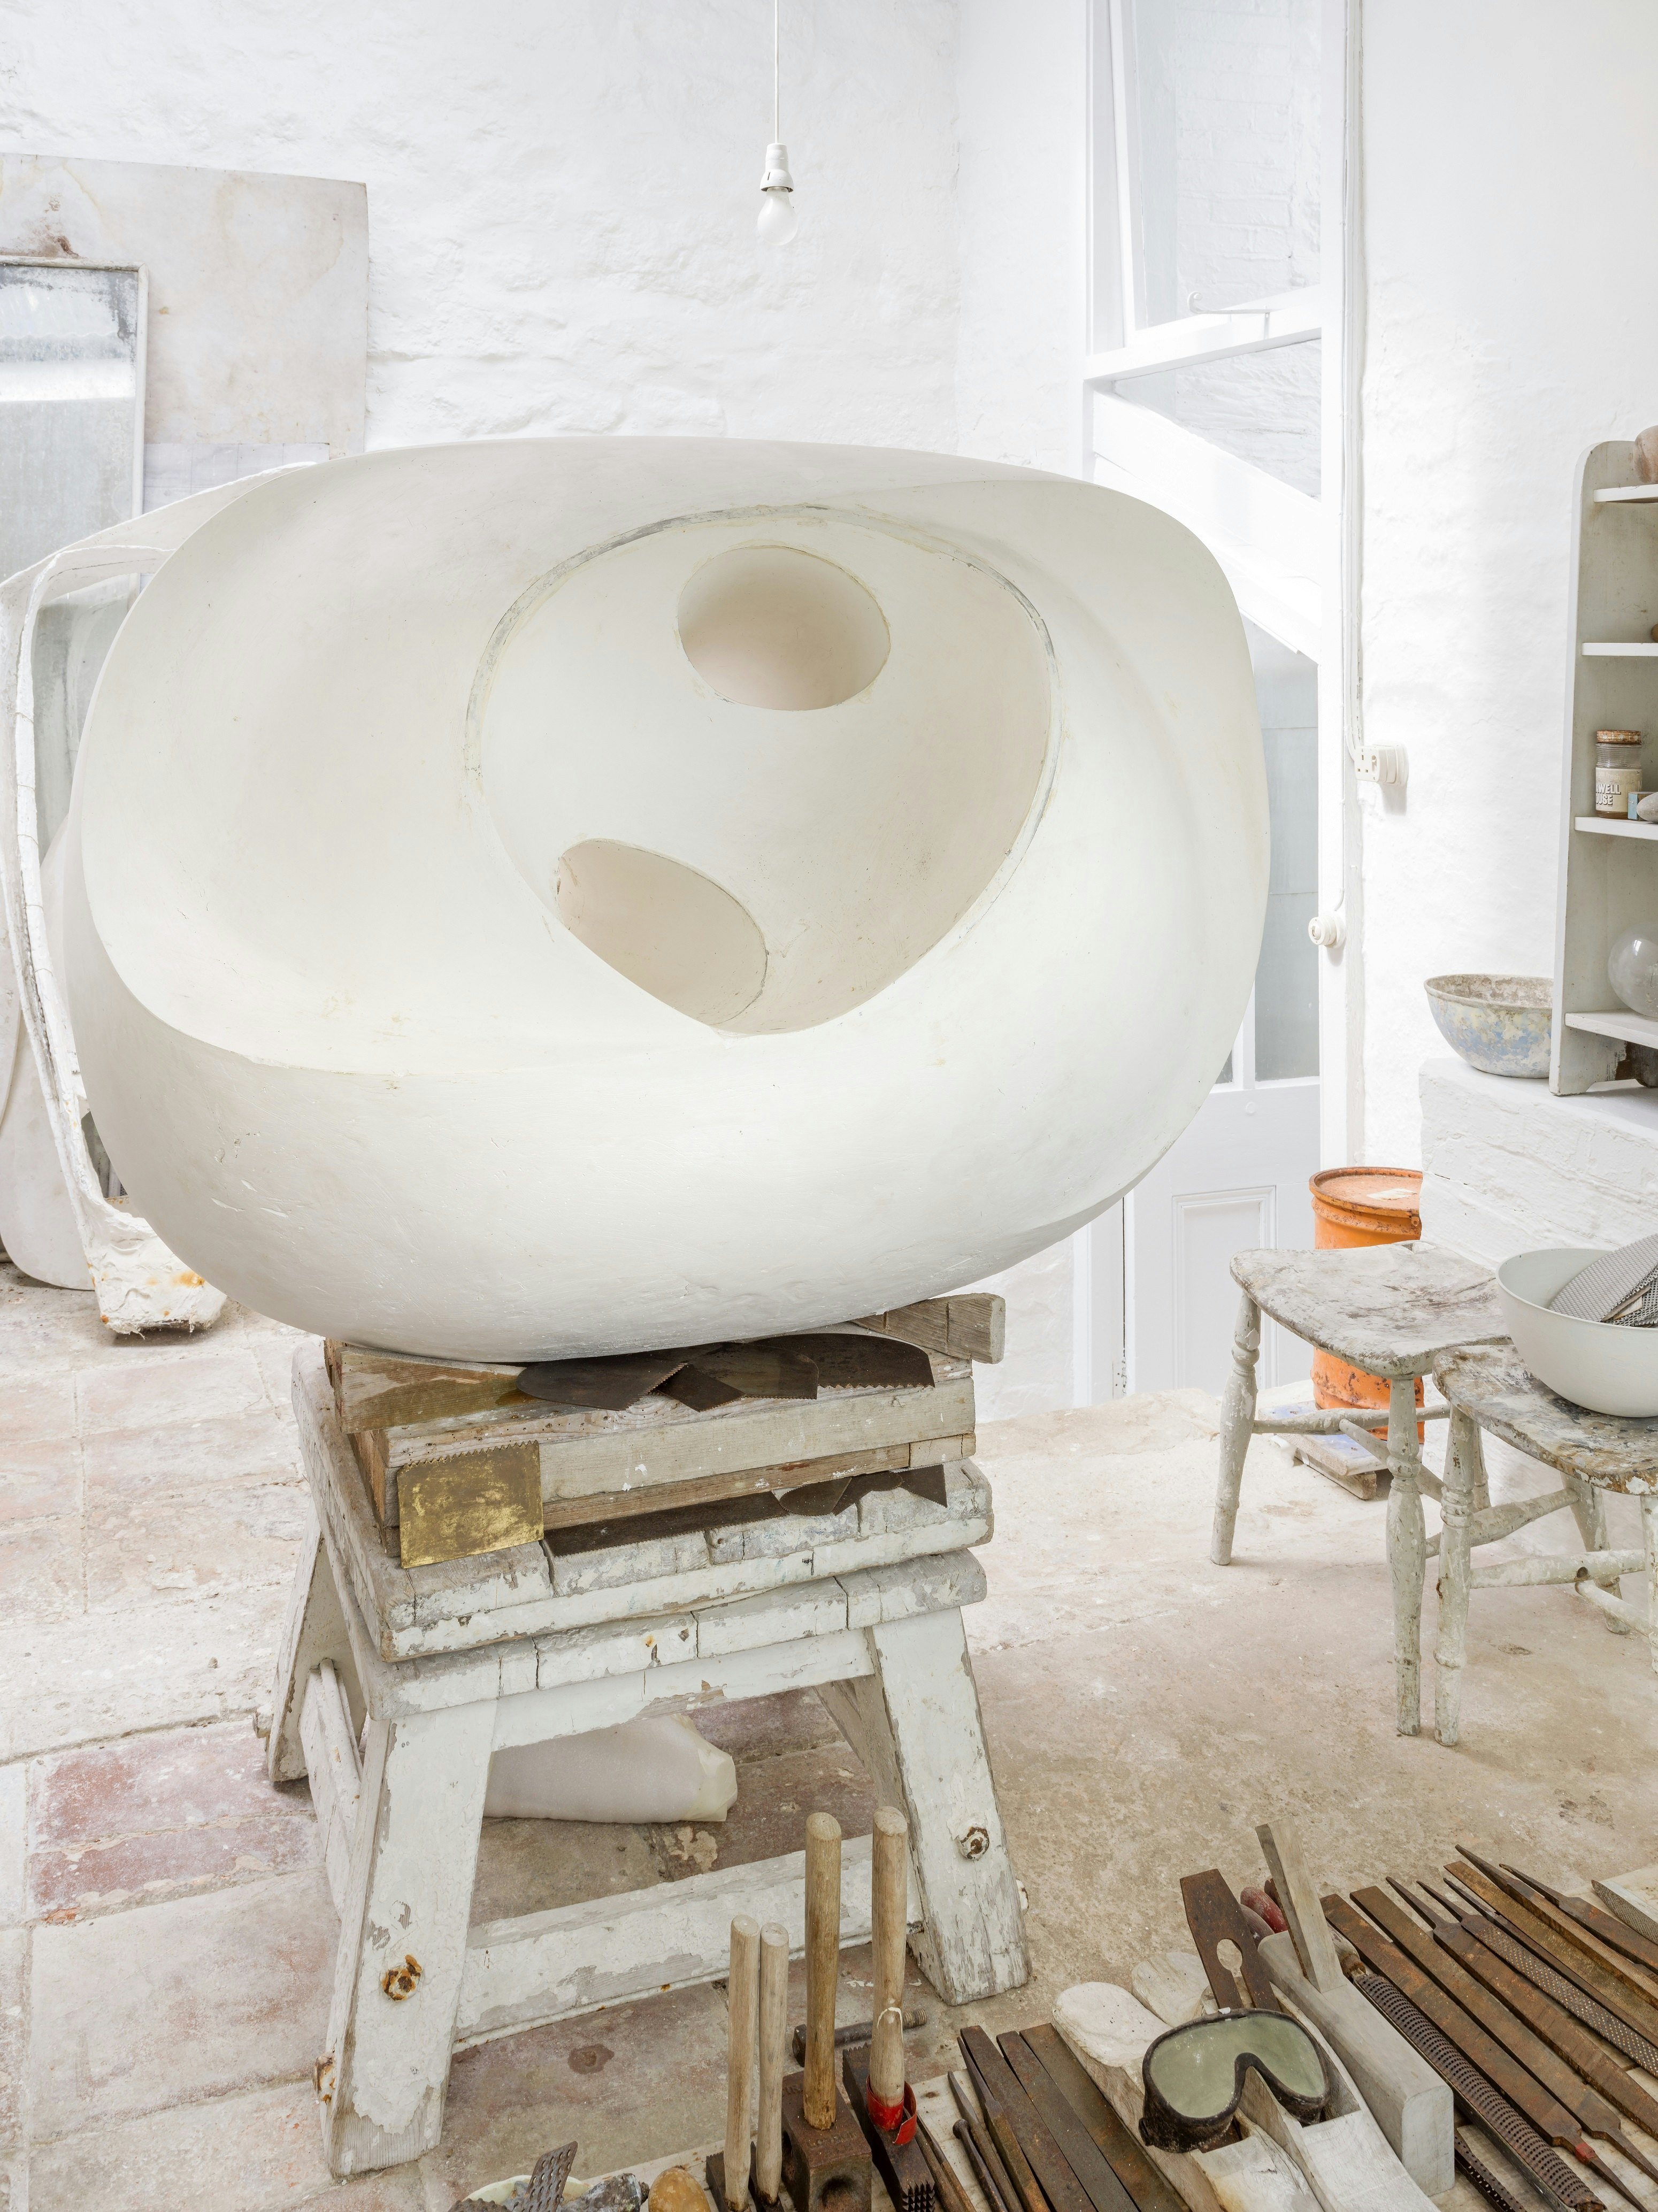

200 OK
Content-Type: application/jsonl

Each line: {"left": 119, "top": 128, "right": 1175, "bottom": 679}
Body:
{"left": 1140, "top": 2009, "right": 1332, "bottom": 2153}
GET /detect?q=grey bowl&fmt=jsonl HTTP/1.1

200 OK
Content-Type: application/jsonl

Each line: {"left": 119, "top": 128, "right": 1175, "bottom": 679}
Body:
{"left": 1424, "top": 974, "right": 1552, "bottom": 1078}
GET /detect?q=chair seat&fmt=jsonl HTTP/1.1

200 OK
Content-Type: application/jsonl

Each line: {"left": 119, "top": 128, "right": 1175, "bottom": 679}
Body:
{"left": 1231, "top": 1241, "right": 1507, "bottom": 1379}
{"left": 1434, "top": 1345, "right": 1658, "bottom": 1495}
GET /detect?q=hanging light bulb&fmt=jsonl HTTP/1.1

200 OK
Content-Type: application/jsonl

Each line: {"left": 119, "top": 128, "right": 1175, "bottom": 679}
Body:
{"left": 757, "top": 143, "right": 797, "bottom": 247}
{"left": 756, "top": 0, "right": 798, "bottom": 246}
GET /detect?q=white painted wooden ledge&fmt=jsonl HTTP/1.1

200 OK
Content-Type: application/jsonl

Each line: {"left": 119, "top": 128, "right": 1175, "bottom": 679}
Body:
{"left": 457, "top": 1831, "right": 920, "bottom": 2046}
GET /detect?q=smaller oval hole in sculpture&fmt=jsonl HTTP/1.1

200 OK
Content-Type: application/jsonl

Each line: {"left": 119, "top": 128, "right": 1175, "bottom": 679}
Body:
{"left": 555, "top": 839, "right": 769, "bottom": 1026}
{"left": 677, "top": 543, "right": 890, "bottom": 710}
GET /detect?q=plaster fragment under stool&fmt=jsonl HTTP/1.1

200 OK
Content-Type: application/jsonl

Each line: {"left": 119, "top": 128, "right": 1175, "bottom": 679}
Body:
{"left": 268, "top": 1342, "right": 1028, "bottom": 2178}
{"left": 1209, "top": 1241, "right": 1508, "bottom": 1736}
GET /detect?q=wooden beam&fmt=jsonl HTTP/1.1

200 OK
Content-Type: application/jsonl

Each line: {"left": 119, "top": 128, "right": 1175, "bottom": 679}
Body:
{"left": 855, "top": 1296, "right": 1005, "bottom": 1364}
{"left": 456, "top": 1833, "right": 919, "bottom": 2046}
{"left": 301, "top": 1661, "right": 363, "bottom": 1917}
{"left": 539, "top": 1438, "right": 971, "bottom": 1533}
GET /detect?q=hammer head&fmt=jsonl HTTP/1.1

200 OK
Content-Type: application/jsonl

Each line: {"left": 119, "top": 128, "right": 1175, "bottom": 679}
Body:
{"left": 841, "top": 2049, "right": 933, "bottom": 2212}
{"left": 779, "top": 2071, "right": 873, "bottom": 2212}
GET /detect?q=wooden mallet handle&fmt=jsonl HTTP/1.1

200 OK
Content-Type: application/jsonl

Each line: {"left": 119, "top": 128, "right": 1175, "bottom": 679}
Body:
{"left": 803, "top": 1811, "right": 842, "bottom": 2130}
{"left": 756, "top": 1921, "right": 788, "bottom": 2202}
{"left": 869, "top": 1805, "right": 909, "bottom": 2118}
{"left": 725, "top": 1914, "right": 761, "bottom": 2208}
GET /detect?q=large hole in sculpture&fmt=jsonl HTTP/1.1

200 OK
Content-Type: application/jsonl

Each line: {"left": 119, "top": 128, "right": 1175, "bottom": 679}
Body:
{"left": 479, "top": 516, "right": 1054, "bottom": 1034}
{"left": 677, "top": 544, "right": 891, "bottom": 709}
{"left": 555, "top": 839, "right": 770, "bottom": 1024}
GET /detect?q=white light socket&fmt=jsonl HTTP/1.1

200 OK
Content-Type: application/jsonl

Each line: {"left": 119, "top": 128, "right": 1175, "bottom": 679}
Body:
{"left": 1356, "top": 743, "right": 1408, "bottom": 788}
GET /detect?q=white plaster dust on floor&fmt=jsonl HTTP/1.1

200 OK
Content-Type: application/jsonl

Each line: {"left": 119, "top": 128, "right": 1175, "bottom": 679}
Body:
{"left": 1, "top": 1259, "right": 1655, "bottom": 2209}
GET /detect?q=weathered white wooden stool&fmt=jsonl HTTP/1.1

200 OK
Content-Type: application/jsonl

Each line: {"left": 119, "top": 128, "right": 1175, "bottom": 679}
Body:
{"left": 268, "top": 1336, "right": 1028, "bottom": 2177}
{"left": 1210, "top": 1243, "right": 1508, "bottom": 1736}
{"left": 1429, "top": 1343, "right": 1658, "bottom": 1745}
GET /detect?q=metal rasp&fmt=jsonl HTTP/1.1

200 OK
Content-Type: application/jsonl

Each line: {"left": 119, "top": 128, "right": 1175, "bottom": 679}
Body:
{"left": 1390, "top": 1880, "right": 1658, "bottom": 2155}
{"left": 1342, "top": 1960, "right": 1601, "bottom": 2210}
{"left": 1353, "top": 1886, "right": 1658, "bottom": 2205}
{"left": 454, "top": 2144, "right": 579, "bottom": 2212}
{"left": 1429, "top": 1877, "right": 1658, "bottom": 2076}
{"left": 1502, "top": 1861, "right": 1658, "bottom": 1987}
{"left": 1324, "top": 1892, "right": 1621, "bottom": 2210}
{"left": 1461, "top": 1849, "right": 1658, "bottom": 2013}
{"left": 1450, "top": 1858, "right": 1658, "bottom": 2045}
{"left": 1456, "top": 2127, "right": 1537, "bottom": 2212}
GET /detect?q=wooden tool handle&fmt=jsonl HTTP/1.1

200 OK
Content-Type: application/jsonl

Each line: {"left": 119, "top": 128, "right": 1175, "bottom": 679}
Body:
{"left": 869, "top": 1804, "right": 910, "bottom": 2114}
{"left": 725, "top": 1915, "right": 761, "bottom": 2208}
{"left": 804, "top": 1812, "right": 842, "bottom": 2130}
{"left": 756, "top": 1921, "right": 788, "bottom": 2203}
{"left": 1257, "top": 1819, "right": 1344, "bottom": 1994}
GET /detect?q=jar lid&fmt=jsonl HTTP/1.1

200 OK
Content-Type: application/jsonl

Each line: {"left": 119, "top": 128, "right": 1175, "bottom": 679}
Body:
{"left": 1596, "top": 728, "right": 1642, "bottom": 742}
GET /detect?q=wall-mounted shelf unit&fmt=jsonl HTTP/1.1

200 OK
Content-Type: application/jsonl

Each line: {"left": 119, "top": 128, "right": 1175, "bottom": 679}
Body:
{"left": 1553, "top": 441, "right": 1658, "bottom": 1092}
{"left": 1575, "top": 815, "right": 1658, "bottom": 841}
{"left": 1564, "top": 1007, "right": 1658, "bottom": 1051}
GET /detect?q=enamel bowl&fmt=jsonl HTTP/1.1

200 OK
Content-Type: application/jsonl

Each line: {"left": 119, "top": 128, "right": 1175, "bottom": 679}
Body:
{"left": 1424, "top": 975, "right": 1552, "bottom": 1079}
{"left": 1497, "top": 1247, "right": 1658, "bottom": 1415}
{"left": 59, "top": 439, "right": 1266, "bottom": 1358}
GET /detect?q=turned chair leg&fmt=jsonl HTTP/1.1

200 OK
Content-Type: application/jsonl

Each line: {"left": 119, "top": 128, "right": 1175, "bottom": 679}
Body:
{"left": 1462, "top": 1422, "right": 1491, "bottom": 1514}
{"left": 1386, "top": 1375, "right": 1427, "bottom": 1737}
{"left": 1434, "top": 1411, "right": 1477, "bottom": 1745}
{"left": 1211, "top": 1290, "right": 1261, "bottom": 1566}
{"left": 1565, "top": 1472, "right": 1630, "bottom": 1634}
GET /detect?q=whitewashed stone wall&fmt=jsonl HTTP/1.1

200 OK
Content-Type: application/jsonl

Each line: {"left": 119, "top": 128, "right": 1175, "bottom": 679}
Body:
{"left": 0, "top": 0, "right": 961, "bottom": 455}
{"left": 1360, "top": 1, "right": 1658, "bottom": 1166}
{"left": 1420, "top": 1057, "right": 1658, "bottom": 1269}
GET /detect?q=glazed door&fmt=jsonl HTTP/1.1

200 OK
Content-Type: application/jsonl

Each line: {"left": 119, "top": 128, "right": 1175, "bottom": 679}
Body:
{"left": 1124, "top": 628, "right": 1322, "bottom": 1393}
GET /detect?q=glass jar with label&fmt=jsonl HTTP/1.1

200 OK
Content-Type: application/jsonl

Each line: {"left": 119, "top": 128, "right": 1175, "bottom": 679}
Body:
{"left": 1596, "top": 729, "right": 1642, "bottom": 816}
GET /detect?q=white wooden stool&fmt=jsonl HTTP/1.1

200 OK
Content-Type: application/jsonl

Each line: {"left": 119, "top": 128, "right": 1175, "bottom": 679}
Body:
{"left": 1429, "top": 1344, "right": 1658, "bottom": 1746}
{"left": 1210, "top": 1242, "right": 1508, "bottom": 1735}
{"left": 268, "top": 1342, "right": 1028, "bottom": 2177}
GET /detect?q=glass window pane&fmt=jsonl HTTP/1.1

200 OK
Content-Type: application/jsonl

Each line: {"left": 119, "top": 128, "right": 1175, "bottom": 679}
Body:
{"left": 1130, "top": 0, "right": 1322, "bottom": 328}
{"left": 1248, "top": 623, "right": 1318, "bottom": 1080}
{"left": 1115, "top": 340, "right": 1322, "bottom": 496}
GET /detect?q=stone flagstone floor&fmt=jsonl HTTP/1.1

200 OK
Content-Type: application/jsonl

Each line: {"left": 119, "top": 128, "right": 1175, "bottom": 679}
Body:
{"left": 2, "top": 1258, "right": 1655, "bottom": 2210}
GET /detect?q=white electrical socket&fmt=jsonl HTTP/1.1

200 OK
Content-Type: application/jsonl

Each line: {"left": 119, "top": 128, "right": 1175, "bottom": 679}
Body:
{"left": 1355, "top": 743, "right": 1408, "bottom": 787}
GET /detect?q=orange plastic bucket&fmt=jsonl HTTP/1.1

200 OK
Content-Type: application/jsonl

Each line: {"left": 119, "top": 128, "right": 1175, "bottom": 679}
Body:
{"left": 1310, "top": 1168, "right": 1424, "bottom": 1427}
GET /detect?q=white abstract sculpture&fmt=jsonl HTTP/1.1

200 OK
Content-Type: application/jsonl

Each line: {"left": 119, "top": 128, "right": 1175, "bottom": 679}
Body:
{"left": 42, "top": 440, "right": 1264, "bottom": 1357}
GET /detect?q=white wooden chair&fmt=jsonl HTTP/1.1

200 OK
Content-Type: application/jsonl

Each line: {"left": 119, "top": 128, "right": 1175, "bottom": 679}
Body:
{"left": 1429, "top": 1343, "right": 1657, "bottom": 1745}
{"left": 1210, "top": 1242, "right": 1508, "bottom": 1737}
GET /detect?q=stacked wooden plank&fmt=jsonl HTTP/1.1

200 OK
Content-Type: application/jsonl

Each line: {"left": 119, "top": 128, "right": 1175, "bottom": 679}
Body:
{"left": 323, "top": 1295, "right": 1002, "bottom": 1571}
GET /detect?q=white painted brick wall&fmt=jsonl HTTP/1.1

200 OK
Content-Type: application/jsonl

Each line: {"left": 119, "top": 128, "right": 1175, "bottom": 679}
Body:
{"left": 1420, "top": 1056, "right": 1658, "bottom": 1268}
{"left": 0, "top": 0, "right": 961, "bottom": 456}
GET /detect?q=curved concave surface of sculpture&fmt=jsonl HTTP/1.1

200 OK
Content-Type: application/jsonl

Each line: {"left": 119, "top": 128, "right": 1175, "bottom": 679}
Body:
{"left": 60, "top": 438, "right": 1267, "bottom": 1358}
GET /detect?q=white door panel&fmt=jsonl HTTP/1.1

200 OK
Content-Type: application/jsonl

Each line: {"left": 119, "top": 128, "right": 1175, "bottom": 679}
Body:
{"left": 1126, "top": 1079, "right": 1318, "bottom": 1395}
